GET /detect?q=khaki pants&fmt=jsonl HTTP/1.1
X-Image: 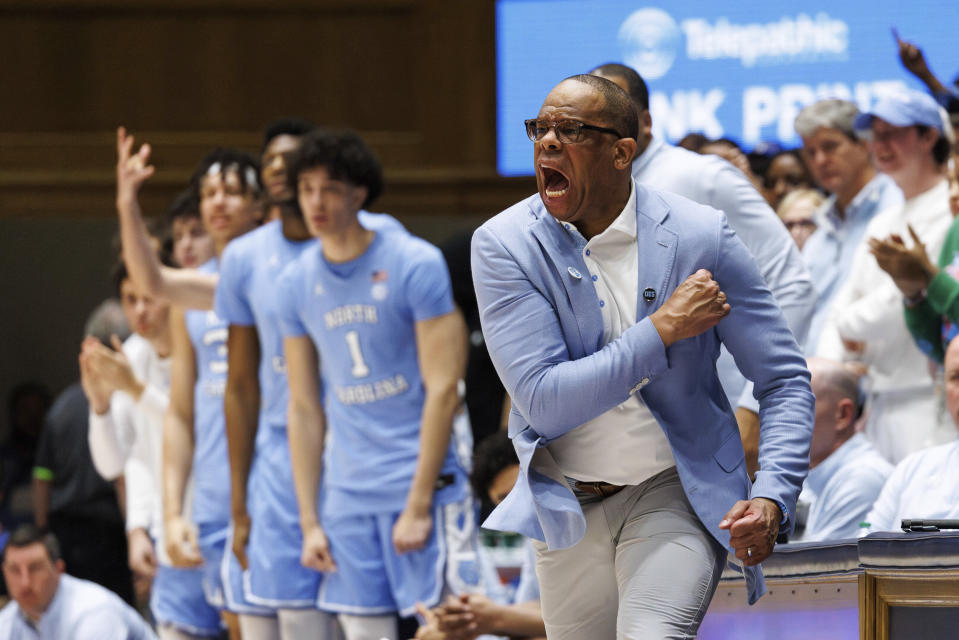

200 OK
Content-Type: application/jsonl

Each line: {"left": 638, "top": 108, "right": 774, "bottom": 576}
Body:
{"left": 533, "top": 467, "right": 726, "bottom": 640}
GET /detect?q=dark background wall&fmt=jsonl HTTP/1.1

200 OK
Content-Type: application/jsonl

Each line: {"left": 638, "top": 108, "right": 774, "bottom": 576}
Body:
{"left": 0, "top": 0, "right": 536, "bottom": 435}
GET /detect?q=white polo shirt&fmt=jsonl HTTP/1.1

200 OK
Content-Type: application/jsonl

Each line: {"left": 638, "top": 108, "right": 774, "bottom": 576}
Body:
{"left": 548, "top": 183, "right": 676, "bottom": 485}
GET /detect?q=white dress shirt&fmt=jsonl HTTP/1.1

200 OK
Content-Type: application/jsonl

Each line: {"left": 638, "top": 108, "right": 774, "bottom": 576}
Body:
{"left": 633, "top": 137, "right": 815, "bottom": 411}
{"left": 548, "top": 183, "right": 676, "bottom": 485}
{"left": 863, "top": 437, "right": 959, "bottom": 533}
{"left": 796, "top": 433, "right": 893, "bottom": 541}
{"left": 86, "top": 333, "right": 187, "bottom": 565}
{"left": 817, "top": 180, "right": 951, "bottom": 391}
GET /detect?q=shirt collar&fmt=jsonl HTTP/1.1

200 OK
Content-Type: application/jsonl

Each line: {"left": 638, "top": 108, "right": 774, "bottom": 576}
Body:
{"left": 604, "top": 180, "right": 638, "bottom": 241}
{"left": 805, "top": 432, "right": 869, "bottom": 496}
{"left": 557, "top": 180, "right": 637, "bottom": 242}
{"left": 819, "top": 173, "right": 888, "bottom": 229}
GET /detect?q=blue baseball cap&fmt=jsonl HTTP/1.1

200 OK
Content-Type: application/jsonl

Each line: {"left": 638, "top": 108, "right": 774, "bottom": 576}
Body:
{"left": 854, "top": 90, "right": 945, "bottom": 133}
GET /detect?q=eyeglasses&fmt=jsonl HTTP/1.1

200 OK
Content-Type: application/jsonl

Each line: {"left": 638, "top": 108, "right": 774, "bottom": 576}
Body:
{"left": 524, "top": 118, "right": 623, "bottom": 144}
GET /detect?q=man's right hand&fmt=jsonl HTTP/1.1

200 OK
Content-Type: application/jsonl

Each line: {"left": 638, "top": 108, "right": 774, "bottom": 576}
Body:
{"left": 300, "top": 522, "right": 337, "bottom": 573}
{"left": 127, "top": 527, "right": 158, "bottom": 579}
{"left": 650, "top": 269, "right": 730, "bottom": 347}
{"left": 231, "top": 510, "right": 251, "bottom": 570}
{"left": 164, "top": 515, "right": 203, "bottom": 568}
{"left": 116, "top": 126, "right": 156, "bottom": 205}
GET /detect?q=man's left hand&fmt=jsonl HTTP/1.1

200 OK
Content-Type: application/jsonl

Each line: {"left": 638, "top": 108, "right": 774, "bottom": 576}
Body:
{"left": 719, "top": 498, "right": 782, "bottom": 566}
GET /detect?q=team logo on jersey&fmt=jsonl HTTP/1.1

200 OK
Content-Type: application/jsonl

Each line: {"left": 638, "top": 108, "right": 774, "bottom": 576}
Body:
{"left": 371, "top": 269, "right": 389, "bottom": 301}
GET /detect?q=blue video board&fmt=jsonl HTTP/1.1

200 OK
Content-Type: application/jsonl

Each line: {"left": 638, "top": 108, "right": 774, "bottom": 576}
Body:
{"left": 496, "top": 0, "right": 958, "bottom": 176}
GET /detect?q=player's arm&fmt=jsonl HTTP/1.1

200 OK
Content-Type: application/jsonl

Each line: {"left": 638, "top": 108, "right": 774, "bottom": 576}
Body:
{"left": 393, "top": 309, "right": 468, "bottom": 554}
{"left": 115, "top": 127, "right": 217, "bottom": 311}
{"left": 285, "top": 334, "right": 335, "bottom": 572}
{"left": 162, "top": 308, "right": 202, "bottom": 566}
{"left": 224, "top": 324, "right": 261, "bottom": 569}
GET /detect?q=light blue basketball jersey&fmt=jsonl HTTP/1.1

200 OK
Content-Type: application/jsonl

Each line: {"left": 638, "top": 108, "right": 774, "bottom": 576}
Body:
{"left": 215, "top": 213, "right": 407, "bottom": 434}
{"left": 278, "top": 229, "right": 467, "bottom": 515}
{"left": 184, "top": 258, "right": 231, "bottom": 526}
{"left": 215, "top": 220, "right": 312, "bottom": 436}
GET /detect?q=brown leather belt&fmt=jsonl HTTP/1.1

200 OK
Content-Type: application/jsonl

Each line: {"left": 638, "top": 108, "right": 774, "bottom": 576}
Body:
{"left": 572, "top": 480, "right": 626, "bottom": 498}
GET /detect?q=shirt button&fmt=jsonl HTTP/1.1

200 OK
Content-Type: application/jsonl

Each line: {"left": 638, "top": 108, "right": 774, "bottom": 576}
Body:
{"left": 599, "top": 300, "right": 605, "bottom": 307}
{"left": 592, "top": 275, "right": 598, "bottom": 281}
{"left": 564, "top": 224, "right": 571, "bottom": 230}
{"left": 585, "top": 249, "right": 591, "bottom": 256}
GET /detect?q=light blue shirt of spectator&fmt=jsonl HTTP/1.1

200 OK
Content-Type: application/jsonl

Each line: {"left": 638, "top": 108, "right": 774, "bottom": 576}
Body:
{"left": 799, "top": 433, "right": 893, "bottom": 541}
{"left": 802, "top": 173, "right": 903, "bottom": 353}
{"left": 0, "top": 531, "right": 156, "bottom": 640}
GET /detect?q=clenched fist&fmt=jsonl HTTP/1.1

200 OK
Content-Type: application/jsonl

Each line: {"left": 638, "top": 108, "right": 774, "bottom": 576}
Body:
{"left": 650, "top": 269, "right": 730, "bottom": 347}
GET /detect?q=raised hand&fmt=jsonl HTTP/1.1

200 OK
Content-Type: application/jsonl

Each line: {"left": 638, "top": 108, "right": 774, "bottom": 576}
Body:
{"left": 116, "top": 126, "right": 156, "bottom": 204}
{"left": 650, "top": 269, "right": 731, "bottom": 347}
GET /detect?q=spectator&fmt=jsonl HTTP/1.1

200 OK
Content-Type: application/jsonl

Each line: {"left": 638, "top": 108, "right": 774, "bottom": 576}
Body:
{"left": 862, "top": 336, "right": 959, "bottom": 533}
{"left": 795, "top": 99, "right": 904, "bottom": 353}
{"left": 894, "top": 29, "right": 959, "bottom": 118}
{"left": 794, "top": 359, "right": 892, "bottom": 542}
{"left": 762, "top": 149, "right": 813, "bottom": 210}
{"left": 1, "top": 383, "right": 51, "bottom": 531}
{"left": 166, "top": 188, "right": 214, "bottom": 270}
{"left": 777, "top": 189, "right": 824, "bottom": 251}
{"left": 871, "top": 156, "right": 959, "bottom": 364}
{"left": 84, "top": 257, "right": 223, "bottom": 639}
{"left": 700, "top": 137, "right": 765, "bottom": 191}
{"left": 817, "top": 90, "right": 955, "bottom": 464}
{"left": 33, "top": 299, "right": 134, "bottom": 605}
{"left": 0, "top": 525, "right": 155, "bottom": 639}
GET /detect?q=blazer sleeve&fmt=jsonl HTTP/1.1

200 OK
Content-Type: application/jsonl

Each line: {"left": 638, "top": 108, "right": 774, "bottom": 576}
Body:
{"left": 712, "top": 216, "right": 815, "bottom": 530}
{"left": 471, "top": 224, "right": 669, "bottom": 440}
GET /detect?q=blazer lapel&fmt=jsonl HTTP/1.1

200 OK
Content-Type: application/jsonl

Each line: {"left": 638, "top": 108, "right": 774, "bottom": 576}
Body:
{"left": 634, "top": 186, "right": 677, "bottom": 322}
{"left": 527, "top": 203, "right": 605, "bottom": 356}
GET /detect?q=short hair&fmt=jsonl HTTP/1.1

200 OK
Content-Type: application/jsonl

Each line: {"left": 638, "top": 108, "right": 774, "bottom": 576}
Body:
{"left": 563, "top": 74, "right": 639, "bottom": 141}
{"left": 189, "top": 148, "right": 262, "bottom": 198}
{"left": 261, "top": 118, "right": 316, "bottom": 154}
{"left": 677, "top": 132, "right": 709, "bottom": 152}
{"left": 83, "top": 298, "right": 130, "bottom": 346}
{"left": 165, "top": 187, "right": 200, "bottom": 224}
{"left": 3, "top": 525, "right": 61, "bottom": 564}
{"left": 917, "top": 125, "right": 952, "bottom": 165}
{"left": 777, "top": 187, "right": 826, "bottom": 218}
{"left": 288, "top": 128, "right": 384, "bottom": 209}
{"left": 810, "top": 358, "right": 863, "bottom": 420}
{"left": 470, "top": 431, "right": 518, "bottom": 499}
{"left": 589, "top": 62, "right": 650, "bottom": 111}
{"left": 794, "top": 99, "right": 861, "bottom": 141}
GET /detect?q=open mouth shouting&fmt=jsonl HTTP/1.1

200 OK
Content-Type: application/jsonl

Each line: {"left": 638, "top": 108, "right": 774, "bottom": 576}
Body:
{"left": 540, "top": 165, "right": 571, "bottom": 201}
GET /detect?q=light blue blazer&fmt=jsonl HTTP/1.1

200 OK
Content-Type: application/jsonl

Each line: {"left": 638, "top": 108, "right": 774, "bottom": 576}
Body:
{"left": 471, "top": 181, "right": 814, "bottom": 604}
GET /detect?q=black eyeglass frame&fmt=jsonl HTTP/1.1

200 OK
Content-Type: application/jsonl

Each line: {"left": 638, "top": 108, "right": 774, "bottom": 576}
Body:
{"left": 524, "top": 118, "right": 624, "bottom": 143}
